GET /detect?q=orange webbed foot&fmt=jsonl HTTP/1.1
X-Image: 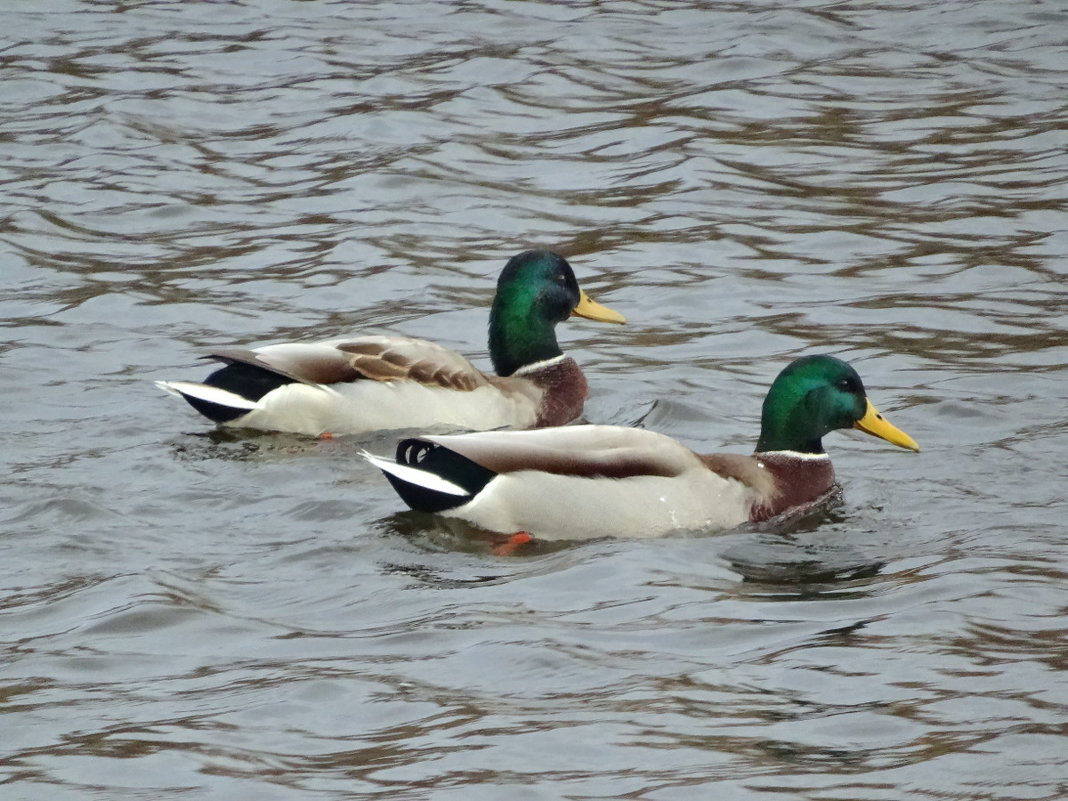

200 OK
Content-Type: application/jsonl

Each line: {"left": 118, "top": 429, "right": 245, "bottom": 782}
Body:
{"left": 492, "top": 531, "right": 533, "bottom": 556}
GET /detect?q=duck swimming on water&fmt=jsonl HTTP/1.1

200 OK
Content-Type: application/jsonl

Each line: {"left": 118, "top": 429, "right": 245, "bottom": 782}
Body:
{"left": 156, "top": 250, "right": 625, "bottom": 436}
{"left": 364, "top": 355, "right": 919, "bottom": 540}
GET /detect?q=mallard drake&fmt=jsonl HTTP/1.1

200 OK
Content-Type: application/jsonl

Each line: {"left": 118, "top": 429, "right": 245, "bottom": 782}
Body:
{"left": 364, "top": 355, "right": 919, "bottom": 540}
{"left": 156, "top": 250, "right": 625, "bottom": 436}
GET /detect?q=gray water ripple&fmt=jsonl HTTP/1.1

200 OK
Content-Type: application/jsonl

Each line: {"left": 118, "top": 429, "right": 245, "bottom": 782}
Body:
{"left": 3, "top": 0, "right": 1067, "bottom": 799}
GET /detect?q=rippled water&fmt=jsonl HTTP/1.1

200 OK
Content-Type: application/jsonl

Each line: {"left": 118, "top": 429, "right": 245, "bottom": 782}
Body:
{"left": 3, "top": 1, "right": 1067, "bottom": 799}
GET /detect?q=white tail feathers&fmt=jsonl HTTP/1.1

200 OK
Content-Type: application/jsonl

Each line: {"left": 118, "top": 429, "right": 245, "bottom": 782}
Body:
{"left": 361, "top": 451, "right": 468, "bottom": 496}
{"left": 155, "top": 380, "right": 259, "bottom": 411}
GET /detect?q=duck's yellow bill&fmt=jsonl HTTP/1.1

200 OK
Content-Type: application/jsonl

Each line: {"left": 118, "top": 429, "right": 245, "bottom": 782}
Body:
{"left": 854, "top": 399, "right": 920, "bottom": 452}
{"left": 572, "top": 290, "right": 626, "bottom": 324}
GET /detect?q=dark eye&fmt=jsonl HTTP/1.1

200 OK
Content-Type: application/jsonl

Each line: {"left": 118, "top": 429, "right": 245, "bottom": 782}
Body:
{"left": 836, "top": 378, "right": 854, "bottom": 392}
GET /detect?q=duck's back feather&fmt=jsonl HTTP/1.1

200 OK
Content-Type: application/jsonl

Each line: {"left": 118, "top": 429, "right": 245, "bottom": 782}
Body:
{"left": 207, "top": 336, "right": 492, "bottom": 391}
{"left": 417, "top": 425, "right": 706, "bottom": 479}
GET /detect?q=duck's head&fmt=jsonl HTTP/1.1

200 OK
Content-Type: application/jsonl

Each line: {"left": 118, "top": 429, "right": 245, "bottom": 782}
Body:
{"left": 489, "top": 250, "right": 625, "bottom": 376}
{"left": 756, "top": 355, "right": 919, "bottom": 454}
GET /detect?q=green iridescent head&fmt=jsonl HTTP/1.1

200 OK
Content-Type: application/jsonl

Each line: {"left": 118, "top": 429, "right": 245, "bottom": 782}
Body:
{"left": 755, "top": 355, "right": 919, "bottom": 454}
{"left": 488, "top": 250, "right": 624, "bottom": 377}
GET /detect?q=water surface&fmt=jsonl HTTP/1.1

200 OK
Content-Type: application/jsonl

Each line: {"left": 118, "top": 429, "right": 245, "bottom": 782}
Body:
{"left": 2, "top": 1, "right": 1067, "bottom": 799}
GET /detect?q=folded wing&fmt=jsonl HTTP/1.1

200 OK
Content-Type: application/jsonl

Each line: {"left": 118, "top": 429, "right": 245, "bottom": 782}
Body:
{"left": 207, "top": 335, "right": 491, "bottom": 391}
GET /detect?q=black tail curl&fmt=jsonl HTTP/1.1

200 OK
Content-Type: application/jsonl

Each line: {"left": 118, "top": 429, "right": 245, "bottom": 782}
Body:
{"left": 388, "top": 438, "right": 497, "bottom": 513}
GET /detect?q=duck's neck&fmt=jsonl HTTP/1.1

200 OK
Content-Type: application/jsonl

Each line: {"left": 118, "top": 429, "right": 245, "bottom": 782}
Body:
{"left": 488, "top": 301, "right": 562, "bottom": 378}
{"left": 756, "top": 427, "right": 825, "bottom": 455}
{"left": 756, "top": 389, "right": 826, "bottom": 454}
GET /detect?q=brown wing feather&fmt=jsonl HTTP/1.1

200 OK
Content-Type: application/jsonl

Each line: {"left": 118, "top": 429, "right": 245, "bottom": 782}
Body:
{"left": 205, "top": 346, "right": 368, "bottom": 385}
{"left": 425, "top": 426, "right": 704, "bottom": 480}
{"left": 206, "top": 336, "right": 494, "bottom": 391}
{"left": 335, "top": 337, "right": 492, "bottom": 391}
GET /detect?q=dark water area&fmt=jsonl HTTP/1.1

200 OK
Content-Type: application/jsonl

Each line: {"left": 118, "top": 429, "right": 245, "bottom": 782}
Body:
{"left": 2, "top": 1, "right": 1067, "bottom": 799}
